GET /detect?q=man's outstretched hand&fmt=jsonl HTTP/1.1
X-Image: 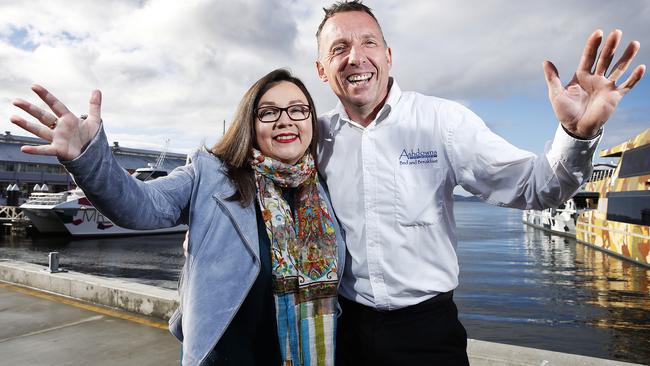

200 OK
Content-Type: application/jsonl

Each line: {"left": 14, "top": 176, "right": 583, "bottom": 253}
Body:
{"left": 544, "top": 29, "right": 645, "bottom": 139}
{"left": 11, "top": 85, "right": 102, "bottom": 161}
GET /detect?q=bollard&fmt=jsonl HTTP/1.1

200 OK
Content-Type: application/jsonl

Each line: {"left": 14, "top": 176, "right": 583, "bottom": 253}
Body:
{"left": 47, "top": 252, "right": 67, "bottom": 273}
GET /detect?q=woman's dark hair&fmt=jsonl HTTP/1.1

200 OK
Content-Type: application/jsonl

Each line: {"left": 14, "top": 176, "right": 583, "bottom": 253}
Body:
{"left": 210, "top": 68, "right": 319, "bottom": 206}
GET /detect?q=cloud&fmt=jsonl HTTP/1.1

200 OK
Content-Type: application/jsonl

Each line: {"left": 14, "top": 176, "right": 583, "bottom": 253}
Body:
{"left": 381, "top": 0, "right": 650, "bottom": 99}
{"left": 598, "top": 105, "right": 650, "bottom": 152}
{"left": 1, "top": 0, "right": 648, "bottom": 154}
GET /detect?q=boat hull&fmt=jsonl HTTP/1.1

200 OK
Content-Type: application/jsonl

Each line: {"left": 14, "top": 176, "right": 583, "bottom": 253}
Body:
{"left": 522, "top": 207, "right": 576, "bottom": 238}
{"left": 20, "top": 208, "right": 68, "bottom": 233}
{"left": 21, "top": 206, "right": 187, "bottom": 237}
{"left": 576, "top": 209, "right": 650, "bottom": 268}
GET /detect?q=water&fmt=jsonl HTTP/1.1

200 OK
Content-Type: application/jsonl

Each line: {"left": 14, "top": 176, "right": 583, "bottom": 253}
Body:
{"left": 454, "top": 201, "right": 650, "bottom": 364}
{"left": 0, "top": 232, "right": 185, "bottom": 290}
{"left": 1, "top": 202, "right": 649, "bottom": 364}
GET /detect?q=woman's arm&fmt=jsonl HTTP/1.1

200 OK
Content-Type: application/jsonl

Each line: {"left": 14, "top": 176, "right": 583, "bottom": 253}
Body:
{"left": 62, "top": 126, "right": 193, "bottom": 229}
{"left": 11, "top": 85, "right": 193, "bottom": 229}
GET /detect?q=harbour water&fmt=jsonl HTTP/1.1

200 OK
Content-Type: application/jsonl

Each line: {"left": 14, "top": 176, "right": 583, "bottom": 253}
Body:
{"left": 1, "top": 201, "right": 649, "bottom": 364}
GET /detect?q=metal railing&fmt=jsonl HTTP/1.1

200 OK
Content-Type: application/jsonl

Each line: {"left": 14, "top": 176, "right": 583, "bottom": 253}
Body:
{"left": 23, "top": 192, "right": 69, "bottom": 205}
{"left": 0, "top": 205, "right": 27, "bottom": 222}
{"left": 589, "top": 168, "right": 614, "bottom": 182}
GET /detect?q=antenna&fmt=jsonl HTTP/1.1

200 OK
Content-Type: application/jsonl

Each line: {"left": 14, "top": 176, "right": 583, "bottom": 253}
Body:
{"left": 153, "top": 138, "right": 170, "bottom": 170}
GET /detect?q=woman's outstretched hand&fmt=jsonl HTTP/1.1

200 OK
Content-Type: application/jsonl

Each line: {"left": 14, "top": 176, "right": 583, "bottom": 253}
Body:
{"left": 10, "top": 85, "right": 102, "bottom": 161}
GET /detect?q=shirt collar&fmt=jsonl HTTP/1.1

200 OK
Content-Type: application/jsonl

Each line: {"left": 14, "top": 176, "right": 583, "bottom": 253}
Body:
{"left": 330, "top": 78, "right": 402, "bottom": 132}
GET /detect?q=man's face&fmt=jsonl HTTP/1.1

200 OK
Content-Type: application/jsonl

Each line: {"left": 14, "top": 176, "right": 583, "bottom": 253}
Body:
{"left": 316, "top": 11, "right": 392, "bottom": 118}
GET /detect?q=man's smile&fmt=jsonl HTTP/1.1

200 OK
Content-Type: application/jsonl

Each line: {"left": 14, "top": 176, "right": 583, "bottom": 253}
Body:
{"left": 346, "top": 72, "right": 374, "bottom": 84}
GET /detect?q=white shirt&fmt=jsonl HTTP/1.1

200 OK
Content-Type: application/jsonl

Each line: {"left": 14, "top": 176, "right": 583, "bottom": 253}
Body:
{"left": 317, "top": 80, "right": 600, "bottom": 310}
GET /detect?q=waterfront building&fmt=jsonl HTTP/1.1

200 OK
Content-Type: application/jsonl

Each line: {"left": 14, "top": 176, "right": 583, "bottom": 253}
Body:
{"left": 0, "top": 131, "right": 186, "bottom": 204}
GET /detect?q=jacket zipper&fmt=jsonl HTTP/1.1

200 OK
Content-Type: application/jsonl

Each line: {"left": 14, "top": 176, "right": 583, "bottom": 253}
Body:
{"left": 197, "top": 196, "right": 260, "bottom": 366}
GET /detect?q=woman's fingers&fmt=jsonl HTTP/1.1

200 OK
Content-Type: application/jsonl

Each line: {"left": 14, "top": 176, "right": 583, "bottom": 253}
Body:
{"left": 12, "top": 98, "right": 58, "bottom": 128}
{"left": 88, "top": 90, "right": 102, "bottom": 121}
{"left": 9, "top": 115, "right": 54, "bottom": 141}
{"left": 31, "top": 84, "right": 72, "bottom": 118}
{"left": 20, "top": 144, "right": 58, "bottom": 156}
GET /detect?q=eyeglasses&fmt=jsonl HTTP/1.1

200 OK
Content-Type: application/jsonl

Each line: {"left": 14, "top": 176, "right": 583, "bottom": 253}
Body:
{"left": 255, "top": 104, "right": 311, "bottom": 123}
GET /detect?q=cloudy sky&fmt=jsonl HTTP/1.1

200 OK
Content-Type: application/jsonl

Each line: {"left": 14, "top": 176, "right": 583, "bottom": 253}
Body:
{"left": 1, "top": 0, "right": 648, "bottom": 160}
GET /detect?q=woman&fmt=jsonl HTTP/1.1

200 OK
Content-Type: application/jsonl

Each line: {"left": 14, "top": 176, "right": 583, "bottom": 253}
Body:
{"left": 10, "top": 69, "right": 345, "bottom": 366}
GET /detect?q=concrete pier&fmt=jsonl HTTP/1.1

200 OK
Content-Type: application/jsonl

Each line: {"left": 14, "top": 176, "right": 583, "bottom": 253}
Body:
{"left": 0, "top": 282, "right": 180, "bottom": 366}
{"left": 466, "top": 339, "right": 639, "bottom": 365}
{"left": 0, "top": 259, "right": 642, "bottom": 366}
{"left": 0, "top": 259, "right": 178, "bottom": 320}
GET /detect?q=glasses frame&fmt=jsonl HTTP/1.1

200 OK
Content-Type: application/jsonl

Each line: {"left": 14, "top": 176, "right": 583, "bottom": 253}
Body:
{"left": 255, "top": 104, "right": 311, "bottom": 123}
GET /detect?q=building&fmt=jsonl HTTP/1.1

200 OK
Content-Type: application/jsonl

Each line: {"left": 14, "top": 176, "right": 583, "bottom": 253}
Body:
{"left": 0, "top": 131, "right": 187, "bottom": 203}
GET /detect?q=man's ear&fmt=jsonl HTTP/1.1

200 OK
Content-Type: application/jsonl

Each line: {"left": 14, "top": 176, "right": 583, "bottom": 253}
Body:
{"left": 386, "top": 47, "right": 393, "bottom": 69}
{"left": 316, "top": 60, "right": 328, "bottom": 82}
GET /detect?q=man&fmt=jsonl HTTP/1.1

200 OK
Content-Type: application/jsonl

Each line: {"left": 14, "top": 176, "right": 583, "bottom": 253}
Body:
{"left": 314, "top": 1, "right": 645, "bottom": 365}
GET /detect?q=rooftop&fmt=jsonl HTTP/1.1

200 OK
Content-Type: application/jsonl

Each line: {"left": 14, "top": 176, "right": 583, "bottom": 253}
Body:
{"left": 1, "top": 131, "right": 187, "bottom": 171}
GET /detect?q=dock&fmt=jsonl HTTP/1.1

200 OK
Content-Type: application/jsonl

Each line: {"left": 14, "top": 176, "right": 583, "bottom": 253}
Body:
{"left": 0, "top": 206, "right": 30, "bottom": 235}
{"left": 0, "top": 283, "right": 180, "bottom": 366}
{"left": 0, "top": 259, "right": 643, "bottom": 366}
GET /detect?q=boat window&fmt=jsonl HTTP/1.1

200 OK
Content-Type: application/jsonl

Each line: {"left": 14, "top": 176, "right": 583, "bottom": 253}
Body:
{"left": 606, "top": 190, "right": 650, "bottom": 225}
{"left": 618, "top": 145, "right": 650, "bottom": 178}
{"left": 574, "top": 192, "right": 599, "bottom": 209}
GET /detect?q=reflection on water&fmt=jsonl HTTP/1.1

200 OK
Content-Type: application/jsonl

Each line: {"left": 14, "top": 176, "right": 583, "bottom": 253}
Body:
{"left": 0, "top": 232, "right": 185, "bottom": 289}
{"left": 1, "top": 202, "right": 649, "bottom": 363}
{"left": 455, "top": 202, "right": 650, "bottom": 364}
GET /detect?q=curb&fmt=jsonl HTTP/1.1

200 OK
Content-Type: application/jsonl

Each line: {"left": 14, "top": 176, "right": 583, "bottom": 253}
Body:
{"left": 0, "top": 259, "right": 178, "bottom": 320}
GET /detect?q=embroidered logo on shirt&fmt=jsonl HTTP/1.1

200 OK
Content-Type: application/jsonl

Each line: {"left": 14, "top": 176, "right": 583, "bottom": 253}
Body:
{"left": 399, "top": 148, "right": 438, "bottom": 166}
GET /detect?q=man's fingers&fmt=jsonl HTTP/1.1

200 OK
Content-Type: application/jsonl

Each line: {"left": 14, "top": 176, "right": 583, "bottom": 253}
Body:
{"left": 543, "top": 61, "right": 563, "bottom": 97}
{"left": 12, "top": 98, "right": 58, "bottom": 128}
{"left": 20, "top": 144, "right": 58, "bottom": 156}
{"left": 577, "top": 29, "right": 603, "bottom": 73}
{"left": 88, "top": 90, "right": 102, "bottom": 121}
{"left": 618, "top": 64, "right": 646, "bottom": 95}
{"left": 31, "top": 84, "right": 72, "bottom": 118}
{"left": 595, "top": 29, "right": 621, "bottom": 76}
{"left": 608, "top": 41, "right": 641, "bottom": 82}
{"left": 10, "top": 115, "right": 54, "bottom": 141}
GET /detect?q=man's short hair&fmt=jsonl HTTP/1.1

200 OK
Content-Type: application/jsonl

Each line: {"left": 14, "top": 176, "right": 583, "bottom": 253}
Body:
{"left": 316, "top": 0, "right": 387, "bottom": 49}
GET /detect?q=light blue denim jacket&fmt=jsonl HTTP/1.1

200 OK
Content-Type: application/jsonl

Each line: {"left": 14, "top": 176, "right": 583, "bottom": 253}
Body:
{"left": 62, "top": 126, "right": 346, "bottom": 365}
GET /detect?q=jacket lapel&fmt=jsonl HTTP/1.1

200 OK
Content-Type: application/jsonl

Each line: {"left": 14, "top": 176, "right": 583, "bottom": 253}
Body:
{"left": 213, "top": 193, "right": 259, "bottom": 262}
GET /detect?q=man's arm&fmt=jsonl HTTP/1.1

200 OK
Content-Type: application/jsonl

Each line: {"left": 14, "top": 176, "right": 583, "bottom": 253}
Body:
{"left": 446, "top": 103, "right": 598, "bottom": 210}
{"left": 448, "top": 29, "right": 644, "bottom": 210}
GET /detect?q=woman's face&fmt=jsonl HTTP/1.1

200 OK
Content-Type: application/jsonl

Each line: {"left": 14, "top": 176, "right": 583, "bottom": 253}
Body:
{"left": 254, "top": 81, "right": 313, "bottom": 165}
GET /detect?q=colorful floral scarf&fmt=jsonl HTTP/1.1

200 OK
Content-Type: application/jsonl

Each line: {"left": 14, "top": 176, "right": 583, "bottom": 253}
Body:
{"left": 251, "top": 149, "right": 338, "bottom": 366}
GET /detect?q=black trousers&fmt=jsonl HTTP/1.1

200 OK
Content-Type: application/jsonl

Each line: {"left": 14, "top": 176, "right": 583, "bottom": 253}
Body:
{"left": 336, "top": 292, "right": 469, "bottom": 366}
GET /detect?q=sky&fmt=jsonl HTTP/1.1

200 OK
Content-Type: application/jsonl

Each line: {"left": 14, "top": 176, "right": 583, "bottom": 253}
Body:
{"left": 1, "top": 0, "right": 648, "bottom": 162}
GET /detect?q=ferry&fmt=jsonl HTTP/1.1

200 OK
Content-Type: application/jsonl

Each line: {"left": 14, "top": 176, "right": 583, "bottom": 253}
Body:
{"left": 575, "top": 128, "right": 650, "bottom": 267}
{"left": 523, "top": 128, "right": 650, "bottom": 267}
{"left": 521, "top": 165, "right": 609, "bottom": 237}
{"left": 20, "top": 165, "right": 188, "bottom": 237}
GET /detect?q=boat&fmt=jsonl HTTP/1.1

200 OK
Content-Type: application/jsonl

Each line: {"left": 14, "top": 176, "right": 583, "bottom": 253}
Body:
{"left": 575, "top": 128, "right": 650, "bottom": 267}
{"left": 522, "top": 165, "right": 609, "bottom": 237}
{"left": 20, "top": 165, "right": 188, "bottom": 237}
{"left": 523, "top": 128, "right": 650, "bottom": 267}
